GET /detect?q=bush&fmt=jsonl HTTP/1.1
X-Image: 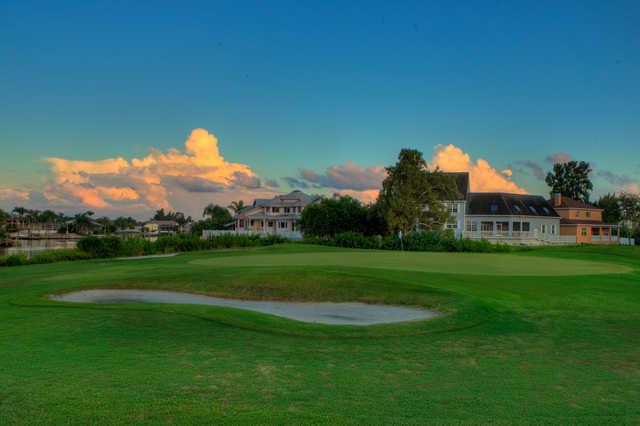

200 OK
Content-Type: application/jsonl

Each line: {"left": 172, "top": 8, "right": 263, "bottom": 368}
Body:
{"left": 304, "top": 230, "right": 514, "bottom": 253}
{"left": 29, "top": 249, "right": 91, "bottom": 264}
{"left": 0, "top": 254, "right": 28, "bottom": 267}
{"left": 77, "top": 235, "right": 123, "bottom": 258}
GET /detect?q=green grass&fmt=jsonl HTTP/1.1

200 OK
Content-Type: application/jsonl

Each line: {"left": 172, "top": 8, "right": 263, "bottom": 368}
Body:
{"left": 1, "top": 243, "right": 639, "bottom": 424}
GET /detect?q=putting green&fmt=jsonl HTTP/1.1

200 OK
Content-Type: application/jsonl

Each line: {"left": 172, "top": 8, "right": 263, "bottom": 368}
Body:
{"left": 191, "top": 250, "right": 632, "bottom": 276}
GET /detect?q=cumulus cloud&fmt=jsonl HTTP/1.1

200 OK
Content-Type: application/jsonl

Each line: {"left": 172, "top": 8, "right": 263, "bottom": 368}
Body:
{"left": 546, "top": 153, "right": 572, "bottom": 164}
{"left": 429, "top": 144, "right": 527, "bottom": 194}
{"left": 35, "top": 128, "right": 278, "bottom": 217}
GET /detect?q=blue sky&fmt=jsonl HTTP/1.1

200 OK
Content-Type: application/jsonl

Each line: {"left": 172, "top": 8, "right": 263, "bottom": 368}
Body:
{"left": 1, "top": 0, "right": 639, "bottom": 217}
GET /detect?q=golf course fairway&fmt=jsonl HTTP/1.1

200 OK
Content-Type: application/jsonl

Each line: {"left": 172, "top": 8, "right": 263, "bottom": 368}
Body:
{"left": 1, "top": 243, "right": 638, "bottom": 424}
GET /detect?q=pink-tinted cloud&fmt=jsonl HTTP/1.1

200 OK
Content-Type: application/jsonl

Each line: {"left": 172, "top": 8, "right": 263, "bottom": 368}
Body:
{"left": 300, "top": 161, "right": 386, "bottom": 191}
{"left": 546, "top": 153, "right": 572, "bottom": 164}
{"left": 0, "top": 188, "right": 29, "bottom": 202}
{"left": 429, "top": 144, "right": 527, "bottom": 194}
{"left": 37, "top": 128, "right": 277, "bottom": 217}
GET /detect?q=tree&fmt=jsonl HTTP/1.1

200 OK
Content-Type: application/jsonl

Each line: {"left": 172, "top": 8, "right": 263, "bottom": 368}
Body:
{"left": 618, "top": 192, "right": 640, "bottom": 225}
{"left": 0, "top": 208, "right": 8, "bottom": 223}
{"left": 545, "top": 161, "right": 593, "bottom": 202}
{"left": 299, "top": 196, "right": 370, "bottom": 238}
{"left": 152, "top": 209, "right": 189, "bottom": 225}
{"left": 113, "top": 216, "right": 138, "bottom": 230}
{"left": 72, "top": 211, "right": 95, "bottom": 235}
{"left": 227, "top": 200, "right": 246, "bottom": 214}
{"left": 596, "top": 193, "right": 622, "bottom": 224}
{"left": 200, "top": 204, "right": 233, "bottom": 228}
{"left": 96, "top": 216, "right": 115, "bottom": 234}
{"left": 376, "top": 149, "right": 458, "bottom": 234}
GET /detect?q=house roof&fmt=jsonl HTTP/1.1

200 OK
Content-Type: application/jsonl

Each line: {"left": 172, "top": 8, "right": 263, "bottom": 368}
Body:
{"left": 442, "top": 172, "right": 470, "bottom": 200}
{"left": 252, "top": 190, "right": 321, "bottom": 207}
{"left": 467, "top": 193, "right": 560, "bottom": 217}
{"left": 549, "top": 197, "right": 600, "bottom": 210}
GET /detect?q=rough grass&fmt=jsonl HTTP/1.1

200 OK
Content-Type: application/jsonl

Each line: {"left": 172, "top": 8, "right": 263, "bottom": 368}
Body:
{"left": 0, "top": 244, "right": 639, "bottom": 424}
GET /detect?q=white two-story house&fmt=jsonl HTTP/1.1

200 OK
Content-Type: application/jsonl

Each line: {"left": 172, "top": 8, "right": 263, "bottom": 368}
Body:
{"left": 233, "top": 190, "right": 321, "bottom": 239}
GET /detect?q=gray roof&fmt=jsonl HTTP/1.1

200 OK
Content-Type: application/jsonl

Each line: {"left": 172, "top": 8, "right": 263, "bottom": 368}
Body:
{"left": 466, "top": 193, "right": 560, "bottom": 217}
{"left": 252, "top": 190, "right": 321, "bottom": 207}
{"left": 442, "top": 172, "right": 470, "bottom": 200}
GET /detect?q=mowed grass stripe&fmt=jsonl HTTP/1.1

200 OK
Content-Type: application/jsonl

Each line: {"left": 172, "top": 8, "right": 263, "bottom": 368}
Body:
{"left": 191, "top": 250, "right": 631, "bottom": 276}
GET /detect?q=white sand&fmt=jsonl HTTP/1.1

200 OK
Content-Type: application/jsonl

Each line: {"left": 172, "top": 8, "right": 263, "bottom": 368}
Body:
{"left": 51, "top": 289, "right": 437, "bottom": 326}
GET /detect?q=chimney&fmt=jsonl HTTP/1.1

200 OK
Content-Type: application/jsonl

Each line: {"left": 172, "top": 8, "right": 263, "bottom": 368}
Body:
{"left": 552, "top": 192, "right": 562, "bottom": 207}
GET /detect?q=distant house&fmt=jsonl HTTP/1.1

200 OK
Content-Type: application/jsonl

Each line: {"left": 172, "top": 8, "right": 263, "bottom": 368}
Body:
{"left": 232, "top": 190, "right": 322, "bottom": 239}
{"left": 143, "top": 220, "right": 178, "bottom": 235}
{"left": 464, "top": 193, "right": 561, "bottom": 244}
{"left": 549, "top": 193, "right": 619, "bottom": 244}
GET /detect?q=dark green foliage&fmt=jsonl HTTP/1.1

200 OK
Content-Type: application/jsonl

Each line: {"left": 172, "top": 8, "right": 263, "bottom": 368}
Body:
{"left": 28, "top": 249, "right": 91, "bottom": 264}
{"left": 306, "top": 230, "right": 514, "bottom": 253}
{"left": 545, "top": 160, "right": 593, "bottom": 202}
{"left": 77, "top": 235, "right": 123, "bottom": 258}
{"left": 0, "top": 254, "right": 28, "bottom": 267}
{"left": 0, "top": 249, "right": 90, "bottom": 267}
{"left": 299, "top": 196, "right": 372, "bottom": 238}
{"left": 377, "top": 149, "right": 458, "bottom": 234}
{"left": 596, "top": 193, "right": 622, "bottom": 224}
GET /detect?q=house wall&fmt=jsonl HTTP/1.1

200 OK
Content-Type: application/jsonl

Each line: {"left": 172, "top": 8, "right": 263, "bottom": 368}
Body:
{"left": 443, "top": 201, "right": 466, "bottom": 237}
{"left": 556, "top": 208, "right": 602, "bottom": 222}
{"left": 464, "top": 215, "right": 561, "bottom": 244}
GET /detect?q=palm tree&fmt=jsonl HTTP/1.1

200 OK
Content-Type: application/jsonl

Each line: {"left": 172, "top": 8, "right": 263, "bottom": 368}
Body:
{"left": 227, "top": 200, "right": 245, "bottom": 214}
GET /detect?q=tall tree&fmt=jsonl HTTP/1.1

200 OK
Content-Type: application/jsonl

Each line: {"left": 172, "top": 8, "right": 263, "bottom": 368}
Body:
{"left": 227, "top": 200, "right": 246, "bottom": 214}
{"left": 202, "top": 204, "right": 233, "bottom": 225}
{"left": 113, "top": 216, "right": 138, "bottom": 230}
{"left": 0, "top": 208, "right": 8, "bottom": 223}
{"left": 377, "top": 149, "right": 458, "bottom": 234}
{"left": 596, "top": 193, "right": 622, "bottom": 224}
{"left": 545, "top": 161, "right": 593, "bottom": 202}
{"left": 618, "top": 192, "right": 640, "bottom": 225}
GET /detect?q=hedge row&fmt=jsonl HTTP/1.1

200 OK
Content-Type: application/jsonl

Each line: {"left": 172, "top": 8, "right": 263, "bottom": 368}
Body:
{"left": 1, "top": 234, "right": 288, "bottom": 267}
{"left": 304, "top": 230, "right": 515, "bottom": 253}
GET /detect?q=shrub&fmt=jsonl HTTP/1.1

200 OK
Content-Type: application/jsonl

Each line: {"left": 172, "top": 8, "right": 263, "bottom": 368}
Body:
{"left": 305, "top": 230, "right": 515, "bottom": 254}
{"left": 0, "top": 254, "right": 28, "bottom": 267}
{"left": 29, "top": 249, "right": 91, "bottom": 264}
{"left": 77, "top": 235, "right": 123, "bottom": 258}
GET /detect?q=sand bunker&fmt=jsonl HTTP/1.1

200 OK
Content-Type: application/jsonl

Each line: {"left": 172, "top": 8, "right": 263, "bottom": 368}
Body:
{"left": 51, "top": 289, "right": 437, "bottom": 325}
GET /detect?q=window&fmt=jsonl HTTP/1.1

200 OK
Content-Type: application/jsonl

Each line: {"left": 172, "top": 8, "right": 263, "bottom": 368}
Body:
{"left": 284, "top": 207, "right": 290, "bottom": 213}
{"left": 592, "top": 227, "right": 600, "bottom": 236}
{"left": 586, "top": 211, "right": 591, "bottom": 218}
{"left": 528, "top": 206, "right": 537, "bottom": 214}
{"left": 522, "top": 222, "right": 530, "bottom": 232}
{"left": 272, "top": 207, "right": 280, "bottom": 213}
{"left": 542, "top": 224, "right": 546, "bottom": 233}
{"left": 542, "top": 207, "right": 550, "bottom": 214}
{"left": 465, "top": 222, "right": 478, "bottom": 232}
{"left": 513, "top": 205, "right": 522, "bottom": 213}
{"left": 513, "top": 222, "right": 521, "bottom": 232}
{"left": 481, "top": 222, "right": 494, "bottom": 232}
{"left": 551, "top": 225, "right": 556, "bottom": 234}
{"left": 239, "top": 220, "right": 245, "bottom": 227}
{"left": 489, "top": 204, "right": 498, "bottom": 213}
{"left": 581, "top": 227, "right": 588, "bottom": 236}
{"left": 447, "top": 223, "right": 457, "bottom": 229}
{"left": 268, "top": 221, "right": 274, "bottom": 227}
{"left": 575, "top": 211, "right": 580, "bottom": 218}
{"left": 451, "top": 204, "right": 458, "bottom": 213}
{"left": 279, "top": 221, "right": 288, "bottom": 229}
{"left": 496, "top": 222, "right": 509, "bottom": 233}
